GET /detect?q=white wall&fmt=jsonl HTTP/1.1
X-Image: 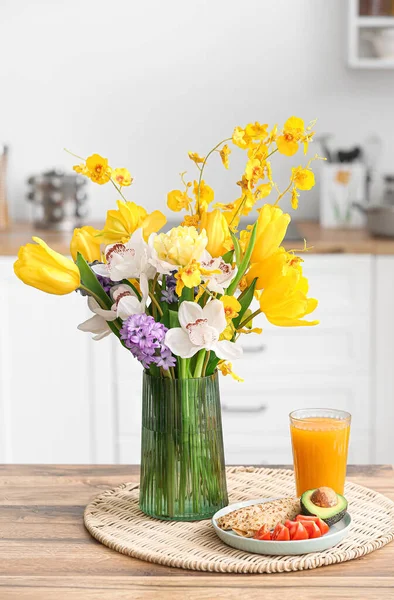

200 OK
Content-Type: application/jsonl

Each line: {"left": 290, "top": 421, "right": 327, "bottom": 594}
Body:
{"left": 1, "top": 0, "right": 393, "bottom": 223}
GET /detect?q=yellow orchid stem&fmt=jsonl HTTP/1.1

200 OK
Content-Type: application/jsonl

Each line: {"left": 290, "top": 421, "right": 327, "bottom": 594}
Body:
{"left": 64, "top": 148, "right": 86, "bottom": 162}
{"left": 110, "top": 178, "right": 128, "bottom": 202}
{"left": 149, "top": 292, "right": 163, "bottom": 317}
{"left": 196, "top": 137, "right": 232, "bottom": 215}
{"left": 238, "top": 308, "right": 261, "bottom": 330}
{"left": 274, "top": 181, "right": 293, "bottom": 207}
{"left": 264, "top": 148, "right": 278, "bottom": 161}
{"left": 228, "top": 194, "right": 248, "bottom": 229}
{"left": 201, "top": 350, "right": 211, "bottom": 377}
{"left": 79, "top": 284, "right": 108, "bottom": 308}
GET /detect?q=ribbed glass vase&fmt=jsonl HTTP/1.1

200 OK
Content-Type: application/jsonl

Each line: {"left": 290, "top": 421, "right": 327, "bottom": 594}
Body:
{"left": 139, "top": 370, "right": 228, "bottom": 521}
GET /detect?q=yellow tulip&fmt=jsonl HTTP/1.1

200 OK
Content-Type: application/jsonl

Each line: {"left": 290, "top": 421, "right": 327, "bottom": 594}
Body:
{"left": 249, "top": 203, "right": 290, "bottom": 264}
{"left": 99, "top": 200, "right": 166, "bottom": 244}
{"left": 258, "top": 265, "right": 318, "bottom": 327}
{"left": 200, "top": 209, "right": 232, "bottom": 258}
{"left": 247, "top": 248, "right": 303, "bottom": 291}
{"left": 14, "top": 237, "right": 80, "bottom": 295}
{"left": 70, "top": 226, "right": 102, "bottom": 263}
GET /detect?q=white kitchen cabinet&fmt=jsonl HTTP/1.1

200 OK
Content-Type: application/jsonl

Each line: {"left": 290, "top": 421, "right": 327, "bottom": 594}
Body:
{"left": 0, "top": 257, "right": 95, "bottom": 463}
{"left": 1, "top": 252, "right": 392, "bottom": 465}
{"left": 374, "top": 256, "right": 394, "bottom": 463}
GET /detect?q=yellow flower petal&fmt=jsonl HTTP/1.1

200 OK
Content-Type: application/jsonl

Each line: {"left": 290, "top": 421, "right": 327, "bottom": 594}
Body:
{"left": 85, "top": 153, "right": 112, "bottom": 184}
{"left": 14, "top": 237, "right": 80, "bottom": 295}
{"left": 167, "top": 189, "right": 191, "bottom": 212}
{"left": 219, "top": 144, "right": 231, "bottom": 169}
{"left": 70, "top": 226, "right": 102, "bottom": 263}
{"left": 248, "top": 203, "right": 291, "bottom": 263}
{"left": 188, "top": 151, "right": 205, "bottom": 164}
{"left": 199, "top": 209, "right": 232, "bottom": 258}
{"left": 218, "top": 360, "right": 244, "bottom": 382}
{"left": 99, "top": 200, "right": 166, "bottom": 244}
{"left": 220, "top": 295, "right": 241, "bottom": 322}
{"left": 111, "top": 167, "right": 133, "bottom": 187}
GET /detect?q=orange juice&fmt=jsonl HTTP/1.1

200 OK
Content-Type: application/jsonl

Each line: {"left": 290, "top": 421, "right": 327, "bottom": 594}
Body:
{"left": 290, "top": 411, "right": 351, "bottom": 496}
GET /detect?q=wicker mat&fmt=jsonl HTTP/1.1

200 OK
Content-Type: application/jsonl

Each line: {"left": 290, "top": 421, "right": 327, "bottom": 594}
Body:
{"left": 84, "top": 466, "right": 394, "bottom": 573}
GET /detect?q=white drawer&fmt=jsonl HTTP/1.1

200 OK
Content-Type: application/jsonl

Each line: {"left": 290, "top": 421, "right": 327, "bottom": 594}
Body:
{"left": 220, "top": 376, "right": 370, "bottom": 434}
{"left": 301, "top": 255, "right": 372, "bottom": 317}
{"left": 235, "top": 316, "right": 370, "bottom": 377}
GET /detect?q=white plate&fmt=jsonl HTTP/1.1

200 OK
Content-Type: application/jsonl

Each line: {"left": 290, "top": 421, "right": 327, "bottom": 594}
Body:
{"left": 212, "top": 497, "right": 352, "bottom": 555}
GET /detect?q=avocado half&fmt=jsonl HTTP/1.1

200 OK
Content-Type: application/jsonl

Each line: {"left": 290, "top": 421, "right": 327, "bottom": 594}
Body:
{"left": 300, "top": 488, "right": 348, "bottom": 526}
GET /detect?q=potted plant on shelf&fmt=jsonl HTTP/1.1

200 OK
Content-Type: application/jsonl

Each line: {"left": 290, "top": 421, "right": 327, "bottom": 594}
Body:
{"left": 14, "top": 117, "right": 319, "bottom": 521}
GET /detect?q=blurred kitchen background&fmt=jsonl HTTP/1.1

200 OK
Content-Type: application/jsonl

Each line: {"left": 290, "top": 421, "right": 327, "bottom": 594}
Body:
{"left": 0, "top": 0, "right": 394, "bottom": 465}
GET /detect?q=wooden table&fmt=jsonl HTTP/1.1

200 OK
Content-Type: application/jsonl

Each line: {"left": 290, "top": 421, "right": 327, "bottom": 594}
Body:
{"left": 0, "top": 465, "right": 393, "bottom": 599}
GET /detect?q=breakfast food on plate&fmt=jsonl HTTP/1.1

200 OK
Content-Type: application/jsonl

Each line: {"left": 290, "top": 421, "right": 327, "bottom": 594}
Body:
{"left": 216, "top": 487, "right": 349, "bottom": 541}
{"left": 216, "top": 497, "right": 300, "bottom": 538}
{"left": 254, "top": 513, "right": 331, "bottom": 541}
{"left": 300, "top": 486, "right": 348, "bottom": 526}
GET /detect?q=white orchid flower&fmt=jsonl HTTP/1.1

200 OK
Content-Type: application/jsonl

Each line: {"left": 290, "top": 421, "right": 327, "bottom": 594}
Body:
{"left": 111, "top": 274, "right": 149, "bottom": 320}
{"left": 78, "top": 275, "right": 149, "bottom": 340}
{"left": 77, "top": 296, "right": 117, "bottom": 341}
{"left": 200, "top": 250, "right": 237, "bottom": 294}
{"left": 93, "top": 229, "right": 156, "bottom": 282}
{"left": 165, "top": 299, "right": 243, "bottom": 360}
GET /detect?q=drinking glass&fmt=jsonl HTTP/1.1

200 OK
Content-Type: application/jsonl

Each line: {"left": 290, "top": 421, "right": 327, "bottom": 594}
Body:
{"left": 290, "top": 408, "right": 351, "bottom": 496}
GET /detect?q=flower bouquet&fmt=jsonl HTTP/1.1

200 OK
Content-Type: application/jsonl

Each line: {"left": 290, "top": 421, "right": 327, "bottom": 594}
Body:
{"left": 15, "top": 117, "right": 319, "bottom": 520}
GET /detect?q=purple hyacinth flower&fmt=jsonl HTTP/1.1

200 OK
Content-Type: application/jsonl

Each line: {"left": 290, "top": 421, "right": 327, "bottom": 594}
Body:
{"left": 120, "top": 314, "right": 175, "bottom": 371}
{"left": 155, "top": 345, "right": 177, "bottom": 370}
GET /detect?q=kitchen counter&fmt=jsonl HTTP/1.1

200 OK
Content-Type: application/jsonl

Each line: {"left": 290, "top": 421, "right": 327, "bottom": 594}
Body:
{"left": 2, "top": 221, "right": 394, "bottom": 256}
{"left": 0, "top": 465, "right": 393, "bottom": 599}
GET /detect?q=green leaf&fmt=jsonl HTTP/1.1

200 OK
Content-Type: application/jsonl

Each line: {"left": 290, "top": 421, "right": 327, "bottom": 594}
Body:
{"left": 234, "top": 278, "right": 257, "bottom": 329}
{"left": 226, "top": 222, "right": 257, "bottom": 295}
{"left": 76, "top": 253, "right": 122, "bottom": 340}
{"left": 230, "top": 231, "right": 241, "bottom": 266}
{"left": 222, "top": 249, "right": 234, "bottom": 265}
{"left": 76, "top": 253, "right": 112, "bottom": 309}
{"left": 206, "top": 351, "right": 219, "bottom": 376}
{"left": 168, "top": 309, "right": 180, "bottom": 329}
{"left": 180, "top": 286, "right": 193, "bottom": 303}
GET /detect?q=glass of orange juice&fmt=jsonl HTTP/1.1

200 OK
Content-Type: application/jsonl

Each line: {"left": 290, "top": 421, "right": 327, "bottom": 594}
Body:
{"left": 290, "top": 408, "right": 351, "bottom": 496}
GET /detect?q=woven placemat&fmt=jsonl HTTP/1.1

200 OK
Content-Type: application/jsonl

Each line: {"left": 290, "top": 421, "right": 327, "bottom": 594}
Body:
{"left": 84, "top": 466, "right": 394, "bottom": 573}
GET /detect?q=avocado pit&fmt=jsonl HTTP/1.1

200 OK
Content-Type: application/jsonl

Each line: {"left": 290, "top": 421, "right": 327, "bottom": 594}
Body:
{"left": 310, "top": 487, "right": 338, "bottom": 508}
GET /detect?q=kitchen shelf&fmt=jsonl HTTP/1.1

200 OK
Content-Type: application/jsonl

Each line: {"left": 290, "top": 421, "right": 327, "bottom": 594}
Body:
{"left": 349, "top": 57, "right": 394, "bottom": 68}
{"left": 348, "top": 0, "right": 394, "bottom": 68}
{"left": 357, "top": 16, "right": 394, "bottom": 27}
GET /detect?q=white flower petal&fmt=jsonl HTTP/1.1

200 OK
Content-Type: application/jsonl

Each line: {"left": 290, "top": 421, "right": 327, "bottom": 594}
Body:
{"left": 92, "top": 263, "right": 108, "bottom": 277}
{"left": 92, "top": 330, "right": 112, "bottom": 341}
{"left": 111, "top": 284, "right": 133, "bottom": 301}
{"left": 213, "top": 339, "right": 243, "bottom": 361}
{"left": 165, "top": 328, "right": 201, "bottom": 359}
{"left": 139, "top": 273, "right": 149, "bottom": 304}
{"left": 203, "top": 299, "right": 227, "bottom": 334}
{"left": 206, "top": 279, "right": 224, "bottom": 294}
{"left": 116, "top": 296, "right": 143, "bottom": 320}
{"left": 178, "top": 301, "right": 203, "bottom": 331}
{"left": 87, "top": 295, "right": 117, "bottom": 321}
{"left": 78, "top": 314, "right": 109, "bottom": 335}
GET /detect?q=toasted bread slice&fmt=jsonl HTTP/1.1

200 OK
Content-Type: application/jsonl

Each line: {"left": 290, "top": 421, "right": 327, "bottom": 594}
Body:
{"left": 216, "top": 497, "right": 300, "bottom": 538}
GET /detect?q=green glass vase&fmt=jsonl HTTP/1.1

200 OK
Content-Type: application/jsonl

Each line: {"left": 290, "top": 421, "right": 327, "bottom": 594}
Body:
{"left": 139, "top": 370, "right": 228, "bottom": 521}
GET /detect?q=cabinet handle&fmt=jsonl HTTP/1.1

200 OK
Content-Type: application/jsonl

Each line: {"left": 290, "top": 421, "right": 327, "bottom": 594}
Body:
{"left": 241, "top": 344, "right": 266, "bottom": 354}
{"left": 222, "top": 404, "right": 267, "bottom": 414}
